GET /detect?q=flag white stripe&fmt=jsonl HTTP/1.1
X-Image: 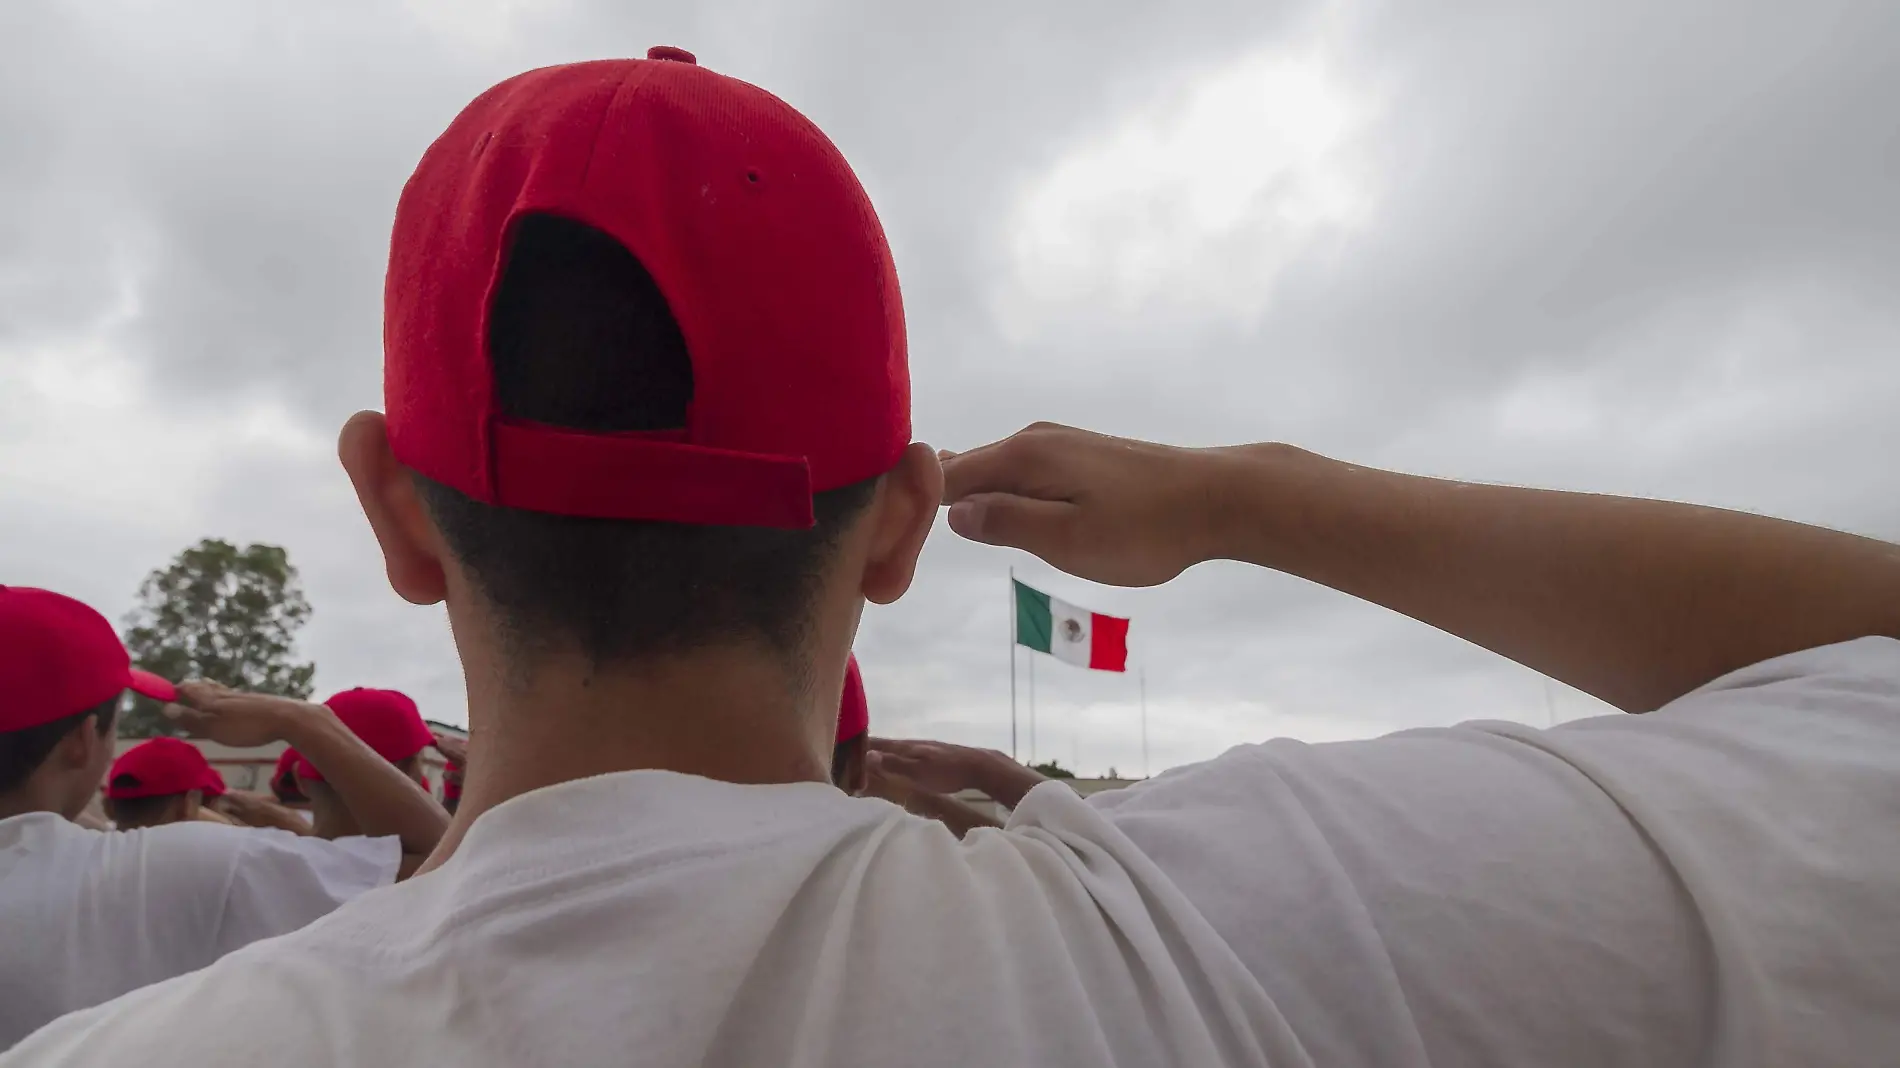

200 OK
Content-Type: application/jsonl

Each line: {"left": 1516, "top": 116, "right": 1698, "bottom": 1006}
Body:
{"left": 1047, "top": 595, "right": 1093, "bottom": 668}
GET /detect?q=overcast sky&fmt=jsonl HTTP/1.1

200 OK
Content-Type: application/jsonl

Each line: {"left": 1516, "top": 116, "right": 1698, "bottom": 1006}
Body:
{"left": 3, "top": 0, "right": 1896, "bottom": 776}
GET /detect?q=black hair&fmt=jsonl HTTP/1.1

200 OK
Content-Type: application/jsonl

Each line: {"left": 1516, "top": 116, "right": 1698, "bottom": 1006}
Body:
{"left": 102, "top": 788, "right": 184, "bottom": 829}
{"left": 0, "top": 695, "right": 117, "bottom": 795}
{"left": 414, "top": 214, "right": 878, "bottom": 668}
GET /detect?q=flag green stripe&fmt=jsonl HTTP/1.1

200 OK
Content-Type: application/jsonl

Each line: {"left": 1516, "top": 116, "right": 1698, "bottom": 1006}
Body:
{"left": 1014, "top": 580, "right": 1053, "bottom": 653}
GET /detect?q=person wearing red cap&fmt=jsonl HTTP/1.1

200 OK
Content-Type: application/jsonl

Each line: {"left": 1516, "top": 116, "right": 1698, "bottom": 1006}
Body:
{"left": 834, "top": 654, "right": 1002, "bottom": 837}
{"left": 18, "top": 46, "right": 1900, "bottom": 1068}
{"left": 100, "top": 737, "right": 228, "bottom": 829}
{"left": 289, "top": 688, "right": 435, "bottom": 838}
{"left": 0, "top": 586, "right": 448, "bottom": 1047}
{"left": 828, "top": 654, "right": 872, "bottom": 793}
{"left": 0, "top": 587, "right": 177, "bottom": 829}
{"left": 8, "top": 50, "right": 946, "bottom": 1064}
{"left": 102, "top": 741, "right": 309, "bottom": 832}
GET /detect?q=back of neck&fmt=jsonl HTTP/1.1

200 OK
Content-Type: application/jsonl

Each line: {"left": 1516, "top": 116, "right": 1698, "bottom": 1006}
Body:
{"left": 452, "top": 644, "right": 834, "bottom": 828}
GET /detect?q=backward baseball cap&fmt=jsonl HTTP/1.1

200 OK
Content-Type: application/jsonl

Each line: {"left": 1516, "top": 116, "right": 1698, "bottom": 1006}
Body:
{"left": 383, "top": 47, "right": 910, "bottom": 529}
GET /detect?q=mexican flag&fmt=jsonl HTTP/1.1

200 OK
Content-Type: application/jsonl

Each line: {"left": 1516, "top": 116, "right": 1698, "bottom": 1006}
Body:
{"left": 1014, "top": 580, "right": 1129, "bottom": 672}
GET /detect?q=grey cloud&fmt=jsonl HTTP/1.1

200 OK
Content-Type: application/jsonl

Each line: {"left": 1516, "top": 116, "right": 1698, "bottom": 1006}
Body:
{"left": 2, "top": 0, "right": 1896, "bottom": 771}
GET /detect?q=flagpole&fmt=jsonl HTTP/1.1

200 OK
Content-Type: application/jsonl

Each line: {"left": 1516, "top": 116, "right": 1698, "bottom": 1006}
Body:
{"left": 1008, "top": 568, "right": 1018, "bottom": 761}
{"left": 1029, "top": 648, "right": 1037, "bottom": 764}
{"left": 1140, "top": 667, "right": 1149, "bottom": 779}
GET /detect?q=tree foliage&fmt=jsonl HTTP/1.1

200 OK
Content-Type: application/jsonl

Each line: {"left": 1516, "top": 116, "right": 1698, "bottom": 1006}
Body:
{"left": 119, "top": 539, "right": 315, "bottom": 737}
{"left": 1030, "top": 760, "right": 1076, "bottom": 780}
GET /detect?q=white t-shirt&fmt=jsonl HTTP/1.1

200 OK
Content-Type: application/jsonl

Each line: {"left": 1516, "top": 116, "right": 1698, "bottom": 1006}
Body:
{"left": 0, "top": 815, "right": 399, "bottom": 1048}
{"left": 10, "top": 638, "right": 1900, "bottom": 1066}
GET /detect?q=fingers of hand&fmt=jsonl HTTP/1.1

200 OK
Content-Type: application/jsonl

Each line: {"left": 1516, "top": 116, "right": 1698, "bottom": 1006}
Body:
{"left": 868, "top": 738, "right": 958, "bottom": 764}
{"left": 946, "top": 494, "right": 1079, "bottom": 553}
{"left": 940, "top": 424, "right": 1076, "bottom": 504}
{"left": 173, "top": 680, "right": 226, "bottom": 709}
{"left": 873, "top": 752, "right": 924, "bottom": 779}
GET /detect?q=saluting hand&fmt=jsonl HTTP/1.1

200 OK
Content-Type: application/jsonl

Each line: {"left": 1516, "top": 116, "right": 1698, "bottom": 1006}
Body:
{"left": 432, "top": 732, "right": 469, "bottom": 768}
{"left": 161, "top": 681, "right": 315, "bottom": 749}
{"left": 867, "top": 738, "right": 1047, "bottom": 809}
{"left": 940, "top": 422, "right": 1255, "bottom": 588}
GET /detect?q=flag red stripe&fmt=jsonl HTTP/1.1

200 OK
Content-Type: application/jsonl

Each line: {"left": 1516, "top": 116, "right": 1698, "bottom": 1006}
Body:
{"left": 1088, "top": 613, "right": 1129, "bottom": 672}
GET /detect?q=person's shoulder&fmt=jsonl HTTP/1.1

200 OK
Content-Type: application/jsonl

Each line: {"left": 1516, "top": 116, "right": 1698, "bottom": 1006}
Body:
{"left": 233, "top": 826, "right": 400, "bottom": 864}
{"left": 1678, "top": 635, "right": 1900, "bottom": 701}
{"left": 137, "top": 819, "right": 394, "bottom": 870}
{"left": 1547, "top": 635, "right": 1900, "bottom": 751}
{"left": 0, "top": 810, "right": 86, "bottom": 851}
{"left": 214, "top": 830, "right": 403, "bottom": 939}
{"left": 108, "top": 817, "right": 288, "bottom": 868}
{"left": 104, "top": 824, "right": 396, "bottom": 914}
{"left": 0, "top": 951, "right": 308, "bottom": 1064}
{"left": 3, "top": 905, "right": 437, "bottom": 1066}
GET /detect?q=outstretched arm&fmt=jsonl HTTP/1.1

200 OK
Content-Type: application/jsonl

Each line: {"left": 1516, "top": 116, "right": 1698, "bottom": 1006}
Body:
{"left": 941, "top": 424, "right": 1900, "bottom": 713}
{"left": 165, "top": 683, "right": 448, "bottom": 874}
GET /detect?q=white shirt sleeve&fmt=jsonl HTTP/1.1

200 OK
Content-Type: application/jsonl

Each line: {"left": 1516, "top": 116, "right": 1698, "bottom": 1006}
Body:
{"left": 1089, "top": 636, "right": 1900, "bottom": 1067}
{"left": 212, "top": 832, "right": 402, "bottom": 954}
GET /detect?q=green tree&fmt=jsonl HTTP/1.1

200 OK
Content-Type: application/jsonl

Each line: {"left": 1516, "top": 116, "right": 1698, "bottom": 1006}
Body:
{"left": 119, "top": 539, "right": 315, "bottom": 737}
{"left": 1029, "top": 760, "right": 1076, "bottom": 780}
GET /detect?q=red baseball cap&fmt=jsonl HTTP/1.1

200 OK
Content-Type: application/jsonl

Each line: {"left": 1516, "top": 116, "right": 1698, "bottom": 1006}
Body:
{"left": 384, "top": 48, "right": 909, "bottom": 530}
{"left": 295, "top": 688, "right": 434, "bottom": 782}
{"left": 836, "top": 654, "right": 869, "bottom": 744}
{"left": 0, "top": 586, "right": 176, "bottom": 733}
{"left": 106, "top": 738, "right": 226, "bottom": 799}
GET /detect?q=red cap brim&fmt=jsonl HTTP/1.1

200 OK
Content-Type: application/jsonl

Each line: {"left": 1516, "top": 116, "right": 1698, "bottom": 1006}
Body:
{"left": 127, "top": 669, "right": 177, "bottom": 703}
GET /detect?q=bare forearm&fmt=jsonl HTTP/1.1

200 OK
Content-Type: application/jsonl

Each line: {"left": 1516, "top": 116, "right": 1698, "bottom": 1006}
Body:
{"left": 275, "top": 706, "right": 448, "bottom": 857}
{"left": 1217, "top": 445, "right": 1900, "bottom": 712}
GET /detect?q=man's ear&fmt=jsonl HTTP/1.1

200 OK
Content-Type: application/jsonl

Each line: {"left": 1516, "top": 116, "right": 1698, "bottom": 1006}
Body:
{"left": 338, "top": 411, "right": 449, "bottom": 606}
{"left": 861, "top": 443, "right": 944, "bottom": 606}
{"left": 58, "top": 712, "right": 109, "bottom": 771}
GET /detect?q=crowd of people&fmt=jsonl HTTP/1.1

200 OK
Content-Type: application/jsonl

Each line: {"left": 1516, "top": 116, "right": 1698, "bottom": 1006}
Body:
{"left": 2, "top": 44, "right": 1898, "bottom": 1066}
{"left": 0, "top": 588, "right": 1014, "bottom": 1049}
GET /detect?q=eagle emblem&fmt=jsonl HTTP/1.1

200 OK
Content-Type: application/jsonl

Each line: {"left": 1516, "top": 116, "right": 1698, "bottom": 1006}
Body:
{"left": 1059, "top": 617, "right": 1085, "bottom": 643}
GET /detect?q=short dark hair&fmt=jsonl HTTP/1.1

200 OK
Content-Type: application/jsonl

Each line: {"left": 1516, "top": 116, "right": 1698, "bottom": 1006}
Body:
{"left": 102, "top": 788, "right": 182, "bottom": 829}
{"left": 414, "top": 214, "right": 878, "bottom": 668}
{"left": 0, "top": 695, "right": 117, "bottom": 795}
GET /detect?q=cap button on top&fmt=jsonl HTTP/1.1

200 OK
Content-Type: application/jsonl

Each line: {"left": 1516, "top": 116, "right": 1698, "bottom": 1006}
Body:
{"left": 646, "top": 45, "right": 697, "bottom": 64}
